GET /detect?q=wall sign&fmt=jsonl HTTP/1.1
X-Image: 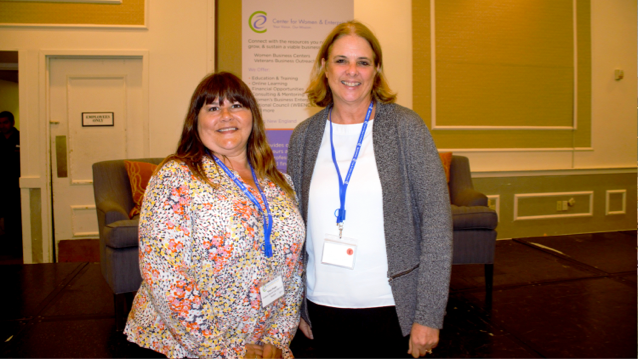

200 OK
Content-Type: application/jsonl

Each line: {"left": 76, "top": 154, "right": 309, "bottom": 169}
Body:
{"left": 82, "top": 112, "right": 114, "bottom": 127}
{"left": 242, "top": 0, "right": 353, "bottom": 171}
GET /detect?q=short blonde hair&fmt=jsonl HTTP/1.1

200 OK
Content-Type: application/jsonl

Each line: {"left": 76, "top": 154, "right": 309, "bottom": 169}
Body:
{"left": 305, "top": 20, "right": 396, "bottom": 107}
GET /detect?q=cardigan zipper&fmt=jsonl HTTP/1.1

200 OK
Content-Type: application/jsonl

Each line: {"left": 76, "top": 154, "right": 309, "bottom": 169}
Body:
{"left": 388, "top": 264, "right": 419, "bottom": 282}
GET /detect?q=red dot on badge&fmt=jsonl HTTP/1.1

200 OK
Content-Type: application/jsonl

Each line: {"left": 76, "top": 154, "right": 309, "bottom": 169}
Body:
{"left": 347, "top": 248, "right": 354, "bottom": 256}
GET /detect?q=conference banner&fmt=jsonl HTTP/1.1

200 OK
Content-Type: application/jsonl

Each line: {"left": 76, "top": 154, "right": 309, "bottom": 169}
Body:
{"left": 242, "top": 0, "right": 353, "bottom": 171}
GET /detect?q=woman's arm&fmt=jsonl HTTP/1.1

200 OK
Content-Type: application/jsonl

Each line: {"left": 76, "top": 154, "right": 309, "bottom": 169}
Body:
{"left": 260, "top": 251, "right": 304, "bottom": 358}
{"left": 400, "top": 112, "right": 454, "bottom": 329}
{"left": 287, "top": 117, "right": 318, "bottom": 333}
{"left": 398, "top": 113, "right": 452, "bottom": 357}
{"left": 286, "top": 122, "right": 306, "bottom": 208}
{"left": 137, "top": 161, "right": 214, "bottom": 357}
{"left": 260, "top": 176, "right": 305, "bottom": 358}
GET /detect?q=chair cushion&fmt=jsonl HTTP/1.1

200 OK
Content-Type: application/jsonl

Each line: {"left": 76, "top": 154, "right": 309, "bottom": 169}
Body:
{"left": 124, "top": 160, "right": 157, "bottom": 218}
{"left": 104, "top": 219, "right": 140, "bottom": 249}
{"left": 451, "top": 205, "right": 498, "bottom": 230}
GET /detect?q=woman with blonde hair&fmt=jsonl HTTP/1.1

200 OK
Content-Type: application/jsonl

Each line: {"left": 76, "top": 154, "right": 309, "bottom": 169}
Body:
{"left": 288, "top": 21, "right": 452, "bottom": 358}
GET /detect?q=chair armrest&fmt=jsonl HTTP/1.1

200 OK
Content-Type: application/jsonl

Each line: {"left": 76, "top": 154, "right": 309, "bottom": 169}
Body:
{"left": 97, "top": 199, "right": 129, "bottom": 225}
{"left": 451, "top": 205, "right": 498, "bottom": 230}
{"left": 104, "top": 219, "right": 140, "bottom": 248}
{"left": 453, "top": 188, "right": 488, "bottom": 207}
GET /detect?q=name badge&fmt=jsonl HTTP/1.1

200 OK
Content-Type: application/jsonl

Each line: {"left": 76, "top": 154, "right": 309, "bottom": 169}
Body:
{"left": 260, "top": 275, "right": 285, "bottom": 307}
{"left": 321, "top": 235, "right": 357, "bottom": 270}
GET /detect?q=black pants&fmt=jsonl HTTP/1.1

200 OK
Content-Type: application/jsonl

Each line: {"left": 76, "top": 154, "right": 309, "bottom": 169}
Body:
{"left": 307, "top": 300, "right": 411, "bottom": 358}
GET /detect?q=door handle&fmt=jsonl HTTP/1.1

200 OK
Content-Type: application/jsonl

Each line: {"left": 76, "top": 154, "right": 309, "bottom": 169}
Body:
{"left": 55, "top": 135, "right": 68, "bottom": 178}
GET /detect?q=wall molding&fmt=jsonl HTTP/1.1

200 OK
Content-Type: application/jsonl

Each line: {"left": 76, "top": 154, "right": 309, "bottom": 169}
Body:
{"left": 472, "top": 167, "right": 636, "bottom": 178}
{"left": 514, "top": 191, "right": 594, "bottom": 221}
{"left": 486, "top": 195, "right": 500, "bottom": 222}
{"left": 430, "top": 0, "right": 579, "bottom": 130}
{"left": 19, "top": 175, "right": 45, "bottom": 188}
{"left": 71, "top": 180, "right": 93, "bottom": 185}
{"left": 439, "top": 147, "right": 595, "bottom": 153}
{"left": 433, "top": 126, "right": 578, "bottom": 131}
{"left": 605, "top": 189, "right": 627, "bottom": 215}
{"left": 70, "top": 204, "right": 98, "bottom": 237}
{"left": 0, "top": 23, "right": 147, "bottom": 30}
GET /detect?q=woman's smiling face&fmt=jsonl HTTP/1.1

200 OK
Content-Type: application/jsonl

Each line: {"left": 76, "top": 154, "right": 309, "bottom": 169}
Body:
{"left": 323, "top": 34, "right": 378, "bottom": 107}
{"left": 197, "top": 98, "right": 253, "bottom": 159}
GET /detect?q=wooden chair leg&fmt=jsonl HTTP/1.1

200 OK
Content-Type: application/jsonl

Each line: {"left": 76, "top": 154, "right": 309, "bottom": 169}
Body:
{"left": 484, "top": 264, "right": 494, "bottom": 309}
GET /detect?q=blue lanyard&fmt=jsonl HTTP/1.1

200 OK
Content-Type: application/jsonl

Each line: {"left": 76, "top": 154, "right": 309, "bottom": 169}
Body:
{"left": 329, "top": 101, "right": 374, "bottom": 237}
{"left": 209, "top": 153, "right": 273, "bottom": 258}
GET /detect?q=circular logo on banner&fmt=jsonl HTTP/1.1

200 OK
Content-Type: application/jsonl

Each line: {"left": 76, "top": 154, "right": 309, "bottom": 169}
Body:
{"left": 249, "top": 11, "right": 267, "bottom": 33}
{"left": 347, "top": 248, "right": 354, "bottom": 256}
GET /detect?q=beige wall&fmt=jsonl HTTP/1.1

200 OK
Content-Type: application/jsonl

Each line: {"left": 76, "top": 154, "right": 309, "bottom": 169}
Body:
{"left": 355, "top": 0, "right": 412, "bottom": 109}
{"left": 579, "top": 0, "right": 637, "bottom": 168}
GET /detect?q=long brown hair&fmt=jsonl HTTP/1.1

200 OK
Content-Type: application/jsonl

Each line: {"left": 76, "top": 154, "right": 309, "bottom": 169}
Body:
{"left": 306, "top": 20, "right": 396, "bottom": 107}
{"left": 161, "top": 72, "right": 294, "bottom": 198}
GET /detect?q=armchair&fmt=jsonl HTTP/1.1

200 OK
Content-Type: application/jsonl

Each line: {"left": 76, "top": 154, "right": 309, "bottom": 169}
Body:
{"left": 448, "top": 155, "right": 498, "bottom": 301}
{"left": 92, "top": 157, "right": 164, "bottom": 330}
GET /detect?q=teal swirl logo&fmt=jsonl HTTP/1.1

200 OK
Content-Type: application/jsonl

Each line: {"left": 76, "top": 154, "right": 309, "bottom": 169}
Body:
{"left": 249, "top": 11, "right": 267, "bottom": 33}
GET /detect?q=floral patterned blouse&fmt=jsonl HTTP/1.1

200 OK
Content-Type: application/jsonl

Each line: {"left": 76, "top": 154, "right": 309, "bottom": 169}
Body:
{"left": 124, "top": 157, "right": 305, "bottom": 358}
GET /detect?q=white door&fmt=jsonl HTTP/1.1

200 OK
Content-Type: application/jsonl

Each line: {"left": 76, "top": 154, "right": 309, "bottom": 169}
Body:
{"left": 49, "top": 57, "right": 146, "bottom": 258}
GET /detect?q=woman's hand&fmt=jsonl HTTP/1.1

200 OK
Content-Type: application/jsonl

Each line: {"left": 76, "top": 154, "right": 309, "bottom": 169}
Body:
{"left": 245, "top": 344, "right": 264, "bottom": 359}
{"left": 407, "top": 323, "right": 439, "bottom": 358}
{"left": 262, "top": 344, "right": 282, "bottom": 358}
{"left": 298, "top": 317, "right": 314, "bottom": 339}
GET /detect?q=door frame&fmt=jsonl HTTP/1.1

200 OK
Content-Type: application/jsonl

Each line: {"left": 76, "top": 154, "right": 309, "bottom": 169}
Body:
{"left": 28, "top": 50, "right": 149, "bottom": 263}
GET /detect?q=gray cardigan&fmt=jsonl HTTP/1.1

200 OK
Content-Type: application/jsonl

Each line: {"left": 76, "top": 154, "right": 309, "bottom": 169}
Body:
{"left": 287, "top": 102, "right": 453, "bottom": 335}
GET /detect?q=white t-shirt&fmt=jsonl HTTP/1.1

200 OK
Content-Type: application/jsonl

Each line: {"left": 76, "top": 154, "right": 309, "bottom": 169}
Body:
{"left": 305, "top": 119, "right": 395, "bottom": 308}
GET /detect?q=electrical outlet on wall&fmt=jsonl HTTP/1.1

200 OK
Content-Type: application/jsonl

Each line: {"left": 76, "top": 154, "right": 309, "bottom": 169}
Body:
{"left": 556, "top": 200, "right": 570, "bottom": 211}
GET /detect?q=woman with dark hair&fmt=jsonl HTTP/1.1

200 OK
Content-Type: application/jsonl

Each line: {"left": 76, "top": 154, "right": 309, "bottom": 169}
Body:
{"left": 288, "top": 21, "right": 452, "bottom": 358}
{"left": 125, "top": 72, "right": 305, "bottom": 359}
